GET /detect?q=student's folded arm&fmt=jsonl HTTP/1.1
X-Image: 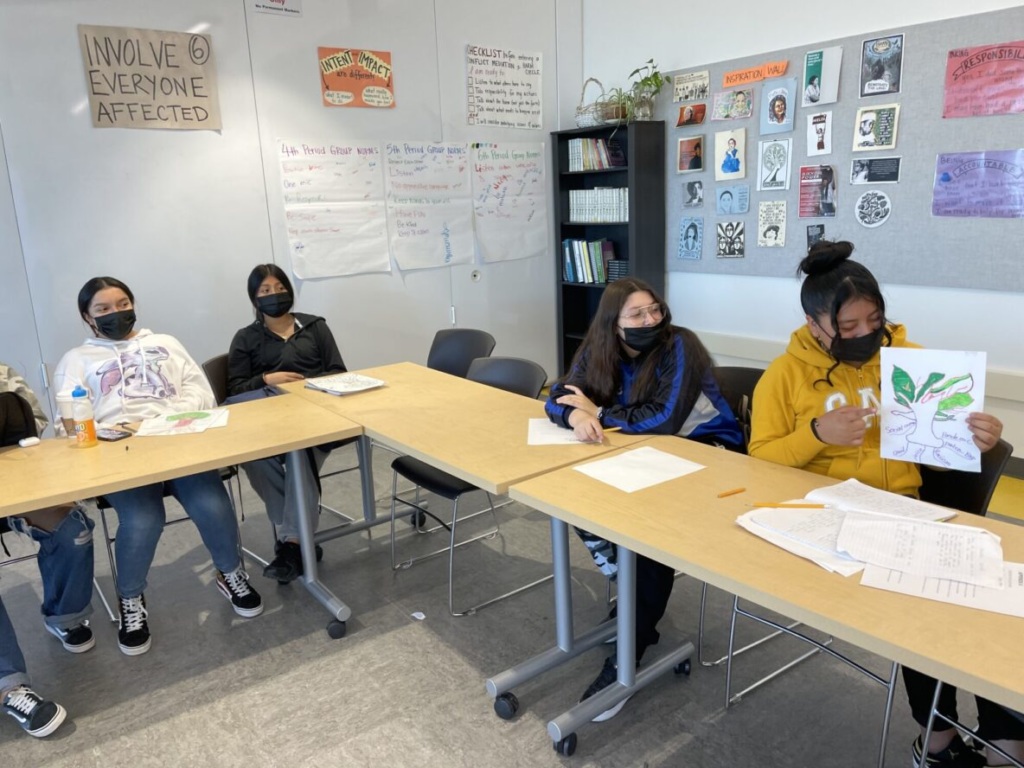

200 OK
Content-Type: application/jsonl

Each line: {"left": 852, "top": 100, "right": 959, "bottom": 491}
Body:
{"left": 545, "top": 382, "right": 575, "bottom": 428}
{"left": 603, "top": 344, "right": 685, "bottom": 435}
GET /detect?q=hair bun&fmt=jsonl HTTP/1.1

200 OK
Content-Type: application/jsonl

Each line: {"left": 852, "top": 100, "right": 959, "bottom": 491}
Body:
{"left": 799, "top": 240, "right": 854, "bottom": 277}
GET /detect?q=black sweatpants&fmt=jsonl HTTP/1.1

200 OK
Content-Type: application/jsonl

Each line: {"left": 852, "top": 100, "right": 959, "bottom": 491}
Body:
{"left": 902, "top": 666, "right": 1024, "bottom": 741}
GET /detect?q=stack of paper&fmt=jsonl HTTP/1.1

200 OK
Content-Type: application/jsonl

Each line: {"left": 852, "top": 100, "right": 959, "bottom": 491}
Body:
{"left": 305, "top": 373, "right": 385, "bottom": 396}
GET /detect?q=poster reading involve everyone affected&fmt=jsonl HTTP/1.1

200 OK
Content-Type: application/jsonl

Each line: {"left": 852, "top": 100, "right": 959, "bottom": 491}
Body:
{"left": 384, "top": 142, "right": 474, "bottom": 270}
{"left": 760, "top": 77, "right": 796, "bottom": 136}
{"left": 798, "top": 165, "right": 837, "bottom": 218}
{"left": 806, "top": 112, "right": 832, "bottom": 156}
{"left": 758, "top": 138, "right": 792, "bottom": 191}
{"left": 716, "top": 185, "right": 749, "bottom": 215}
{"left": 78, "top": 24, "right": 222, "bottom": 129}
{"left": 757, "top": 201, "right": 786, "bottom": 247}
{"left": 943, "top": 40, "right": 1024, "bottom": 118}
{"left": 318, "top": 47, "right": 394, "bottom": 108}
{"left": 673, "top": 70, "right": 709, "bottom": 102}
{"left": 860, "top": 34, "right": 904, "bottom": 97}
{"left": 801, "top": 46, "right": 842, "bottom": 107}
{"left": 466, "top": 45, "right": 542, "bottom": 130}
{"left": 932, "top": 149, "right": 1024, "bottom": 218}
{"left": 853, "top": 104, "right": 900, "bottom": 151}
{"left": 471, "top": 142, "right": 548, "bottom": 262}
{"left": 716, "top": 221, "right": 745, "bottom": 257}
{"left": 678, "top": 217, "right": 704, "bottom": 260}
{"left": 851, "top": 157, "right": 902, "bottom": 184}
{"left": 880, "top": 348, "right": 987, "bottom": 472}
{"left": 278, "top": 139, "right": 390, "bottom": 278}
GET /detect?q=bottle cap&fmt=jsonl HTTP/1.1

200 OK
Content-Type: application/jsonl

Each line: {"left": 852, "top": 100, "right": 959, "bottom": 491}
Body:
{"left": 72, "top": 386, "right": 88, "bottom": 398}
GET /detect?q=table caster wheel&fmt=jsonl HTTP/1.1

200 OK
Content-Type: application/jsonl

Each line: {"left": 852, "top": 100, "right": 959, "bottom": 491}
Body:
{"left": 493, "top": 692, "right": 519, "bottom": 720}
{"left": 327, "top": 620, "right": 347, "bottom": 639}
{"left": 410, "top": 511, "right": 427, "bottom": 529}
{"left": 674, "top": 658, "right": 691, "bottom": 676}
{"left": 554, "top": 733, "right": 577, "bottom": 756}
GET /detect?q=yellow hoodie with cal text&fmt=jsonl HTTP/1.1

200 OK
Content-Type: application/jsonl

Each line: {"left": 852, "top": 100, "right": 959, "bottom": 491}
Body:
{"left": 749, "top": 323, "right": 921, "bottom": 497}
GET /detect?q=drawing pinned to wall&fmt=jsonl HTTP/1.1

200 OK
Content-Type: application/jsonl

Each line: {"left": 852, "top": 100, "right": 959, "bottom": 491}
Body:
{"left": 806, "top": 112, "right": 832, "bottom": 156}
{"left": 880, "top": 348, "right": 987, "bottom": 472}
{"left": 677, "top": 136, "right": 704, "bottom": 173}
{"left": 711, "top": 89, "right": 753, "bottom": 121}
{"left": 470, "top": 142, "right": 547, "bottom": 262}
{"left": 676, "top": 104, "right": 707, "bottom": 126}
{"left": 319, "top": 47, "right": 394, "bottom": 108}
{"left": 853, "top": 104, "right": 899, "bottom": 151}
{"left": 851, "top": 157, "right": 901, "bottom": 184}
{"left": 465, "top": 44, "right": 542, "bottom": 130}
{"left": 932, "top": 149, "right": 1024, "bottom": 218}
{"left": 716, "top": 221, "right": 744, "bottom": 257}
{"left": 943, "top": 39, "right": 1024, "bottom": 118}
{"left": 757, "top": 201, "right": 786, "bottom": 247}
{"left": 801, "top": 46, "right": 842, "bottom": 107}
{"left": 860, "top": 34, "right": 904, "bottom": 97}
{"left": 715, "top": 128, "right": 745, "bottom": 181}
{"left": 716, "top": 185, "right": 749, "bottom": 215}
{"left": 678, "top": 217, "right": 703, "bottom": 260}
{"left": 682, "top": 180, "right": 705, "bottom": 209}
{"left": 855, "top": 189, "right": 892, "bottom": 227}
{"left": 760, "top": 77, "right": 796, "bottom": 136}
{"left": 673, "top": 70, "right": 709, "bottom": 102}
{"left": 757, "top": 138, "right": 792, "bottom": 191}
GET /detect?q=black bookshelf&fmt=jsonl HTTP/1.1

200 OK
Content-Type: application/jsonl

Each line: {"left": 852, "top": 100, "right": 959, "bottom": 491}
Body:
{"left": 551, "top": 121, "right": 666, "bottom": 375}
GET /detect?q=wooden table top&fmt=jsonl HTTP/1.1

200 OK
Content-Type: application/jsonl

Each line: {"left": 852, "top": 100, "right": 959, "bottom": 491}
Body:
{"left": 0, "top": 394, "right": 362, "bottom": 517}
{"left": 282, "top": 362, "right": 646, "bottom": 494}
{"left": 509, "top": 434, "right": 1024, "bottom": 713}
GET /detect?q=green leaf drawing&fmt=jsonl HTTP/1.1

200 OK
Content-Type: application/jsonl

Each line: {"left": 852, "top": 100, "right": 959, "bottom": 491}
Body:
{"left": 937, "top": 393, "right": 974, "bottom": 412}
{"left": 894, "top": 392, "right": 911, "bottom": 407}
{"left": 914, "top": 372, "right": 945, "bottom": 402}
{"left": 928, "top": 373, "right": 972, "bottom": 395}
{"left": 891, "top": 366, "right": 916, "bottom": 404}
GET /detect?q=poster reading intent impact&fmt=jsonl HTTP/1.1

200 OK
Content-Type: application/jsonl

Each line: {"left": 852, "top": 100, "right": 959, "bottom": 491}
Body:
{"left": 932, "top": 150, "right": 1024, "bottom": 218}
{"left": 78, "top": 24, "right": 221, "bottom": 129}
{"left": 466, "top": 45, "right": 542, "bottom": 130}
{"left": 471, "top": 142, "right": 548, "bottom": 262}
{"left": 319, "top": 47, "right": 394, "bottom": 108}
{"left": 943, "top": 40, "right": 1024, "bottom": 118}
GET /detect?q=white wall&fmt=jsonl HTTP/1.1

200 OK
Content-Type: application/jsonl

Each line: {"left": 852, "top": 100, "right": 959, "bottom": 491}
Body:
{"left": 581, "top": 0, "right": 1024, "bottom": 451}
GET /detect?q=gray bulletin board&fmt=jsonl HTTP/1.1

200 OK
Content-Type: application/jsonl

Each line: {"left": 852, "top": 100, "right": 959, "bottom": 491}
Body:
{"left": 663, "top": 5, "right": 1024, "bottom": 292}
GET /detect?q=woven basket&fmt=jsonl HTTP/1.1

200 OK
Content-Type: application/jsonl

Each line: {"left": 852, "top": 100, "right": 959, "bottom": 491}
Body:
{"left": 574, "top": 78, "right": 606, "bottom": 128}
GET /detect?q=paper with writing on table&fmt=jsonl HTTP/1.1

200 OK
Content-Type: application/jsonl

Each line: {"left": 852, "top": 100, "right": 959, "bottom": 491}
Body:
{"left": 574, "top": 446, "right": 704, "bottom": 493}
{"left": 135, "top": 408, "right": 230, "bottom": 436}
{"left": 806, "top": 478, "right": 956, "bottom": 521}
{"left": 527, "top": 418, "right": 588, "bottom": 445}
{"left": 305, "top": 373, "right": 385, "bottom": 396}
{"left": 837, "top": 511, "right": 1003, "bottom": 588}
{"left": 861, "top": 561, "right": 1024, "bottom": 619}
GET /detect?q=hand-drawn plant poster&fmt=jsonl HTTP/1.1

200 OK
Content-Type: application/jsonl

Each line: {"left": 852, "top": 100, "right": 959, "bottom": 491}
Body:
{"left": 757, "top": 138, "right": 791, "bottom": 191}
{"left": 802, "top": 46, "right": 842, "bottom": 107}
{"left": 944, "top": 40, "right": 1024, "bottom": 118}
{"left": 932, "top": 150, "right": 1024, "bottom": 218}
{"left": 715, "top": 128, "right": 745, "bottom": 181}
{"left": 471, "top": 142, "right": 548, "bottom": 262}
{"left": 384, "top": 142, "right": 474, "bottom": 270}
{"left": 466, "top": 45, "right": 542, "bottom": 130}
{"left": 716, "top": 185, "right": 749, "bottom": 215}
{"left": 860, "top": 34, "right": 904, "bottom": 97}
{"left": 757, "top": 201, "right": 786, "bottom": 247}
{"left": 760, "top": 78, "right": 796, "bottom": 136}
{"left": 806, "top": 112, "right": 832, "bottom": 157}
{"left": 677, "top": 217, "right": 703, "bottom": 260}
{"left": 278, "top": 139, "right": 389, "bottom": 278}
{"left": 880, "top": 348, "right": 987, "bottom": 471}
{"left": 716, "top": 221, "right": 744, "bottom": 257}
{"left": 853, "top": 104, "right": 900, "bottom": 151}
{"left": 319, "top": 47, "right": 394, "bottom": 108}
{"left": 673, "top": 70, "right": 709, "bottom": 102}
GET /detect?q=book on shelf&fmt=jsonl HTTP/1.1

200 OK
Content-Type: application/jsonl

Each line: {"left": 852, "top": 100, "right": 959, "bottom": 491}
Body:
{"left": 567, "top": 137, "right": 628, "bottom": 172}
{"left": 606, "top": 259, "right": 630, "bottom": 281}
{"left": 561, "top": 238, "right": 616, "bottom": 284}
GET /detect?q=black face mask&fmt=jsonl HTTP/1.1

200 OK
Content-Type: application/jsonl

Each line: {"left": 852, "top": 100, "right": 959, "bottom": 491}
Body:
{"left": 93, "top": 309, "right": 136, "bottom": 341}
{"left": 256, "top": 293, "right": 293, "bottom": 318}
{"left": 621, "top": 319, "right": 667, "bottom": 354}
{"left": 830, "top": 326, "right": 885, "bottom": 364}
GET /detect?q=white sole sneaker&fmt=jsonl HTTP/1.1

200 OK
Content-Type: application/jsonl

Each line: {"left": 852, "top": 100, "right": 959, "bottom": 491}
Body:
{"left": 26, "top": 703, "right": 67, "bottom": 738}
{"left": 45, "top": 623, "right": 96, "bottom": 654}
{"left": 591, "top": 694, "right": 632, "bottom": 723}
{"left": 118, "top": 636, "right": 152, "bottom": 656}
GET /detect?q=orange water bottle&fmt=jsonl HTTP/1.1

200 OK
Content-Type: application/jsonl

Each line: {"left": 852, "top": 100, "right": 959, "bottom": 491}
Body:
{"left": 71, "top": 386, "right": 97, "bottom": 448}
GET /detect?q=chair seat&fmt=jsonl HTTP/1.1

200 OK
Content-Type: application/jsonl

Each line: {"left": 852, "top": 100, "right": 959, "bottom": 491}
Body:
{"left": 391, "top": 456, "right": 475, "bottom": 500}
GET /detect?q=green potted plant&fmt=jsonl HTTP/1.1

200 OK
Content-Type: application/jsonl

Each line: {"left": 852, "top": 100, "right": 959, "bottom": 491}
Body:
{"left": 629, "top": 59, "right": 666, "bottom": 121}
{"left": 599, "top": 86, "right": 633, "bottom": 124}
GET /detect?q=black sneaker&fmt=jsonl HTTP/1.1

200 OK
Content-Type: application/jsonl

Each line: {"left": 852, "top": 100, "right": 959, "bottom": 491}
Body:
{"left": 579, "top": 656, "right": 631, "bottom": 722}
{"left": 217, "top": 568, "right": 264, "bottom": 618}
{"left": 117, "top": 594, "right": 151, "bottom": 656}
{"left": 262, "top": 541, "right": 323, "bottom": 583}
{"left": 912, "top": 734, "right": 986, "bottom": 768}
{"left": 45, "top": 621, "right": 95, "bottom": 654}
{"left": 2, "top": 686, "right": 67, "bottom": 738}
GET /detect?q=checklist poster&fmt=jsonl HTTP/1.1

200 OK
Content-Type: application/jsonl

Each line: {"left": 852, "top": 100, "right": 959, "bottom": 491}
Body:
{"left": 466, "top": 45, "right": 542, "bottom": 130}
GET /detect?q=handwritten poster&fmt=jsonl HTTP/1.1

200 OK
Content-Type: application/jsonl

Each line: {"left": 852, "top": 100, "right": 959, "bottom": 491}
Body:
{"left": 278, "top": 139, "right": 389, "bottom": 277}
{"left": 384, "top": 142, "right": 474, "bottom": 270}
{"left": 318, "top": 47, "right": 394, "bottom": 108}
{"left": 757, "top": 201, "right": 786, "bottom": 247}
{"left": 78, "top": 25, "right": 221, "bottom": 130}
{"left": 944, "top": 40, "right": 1024, "bottom": 118}
{"left": 466, "top": 45, "right": 542, "bottom": 130}
{"left": 932, "top": 149, "right": 1024, "bottom": 218}
{"left": 471, "top": 142, "right": 548, "bottom": 263}
{"left": 249, "top": 0, "right": 302, "bottom": 16}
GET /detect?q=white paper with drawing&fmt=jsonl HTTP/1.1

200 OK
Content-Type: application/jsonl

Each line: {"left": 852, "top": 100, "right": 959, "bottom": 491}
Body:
{"left": 880, "top": 348, "right": 986, "bottom": 472}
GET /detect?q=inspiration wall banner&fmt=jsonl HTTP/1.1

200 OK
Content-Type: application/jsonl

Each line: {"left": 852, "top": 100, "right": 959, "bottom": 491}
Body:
{"left": 78, "top": 24, "right": 221, "bottom": 130}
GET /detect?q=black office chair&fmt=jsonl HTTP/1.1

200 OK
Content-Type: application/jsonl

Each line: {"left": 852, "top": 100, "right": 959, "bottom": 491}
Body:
{"left": 388, "top": 356, "right": 550, "bottom": 616}
{"left": 712, "top": 366, "right": 765, "bottom": 450}
{"left": 426, "top": 329, "right": 496, "bottom": 378}
{"left": 918, "top": 438, "right": 1013, "bottom": 516}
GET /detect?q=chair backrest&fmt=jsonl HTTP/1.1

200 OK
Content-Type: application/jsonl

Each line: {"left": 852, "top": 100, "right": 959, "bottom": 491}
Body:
{"left": 0, "top": 391, "right": 38, "bottom": 448}
{"left": 918, "top": 438, "right": 1013, "bottom": 516}
{"left": 466, "top": 357, "right": 547, "bottom": 400}
{"left": 712, "top": 366, "right": 765, "bottom": 451}
{"left": 426, "top": 329, "right": 496, "bottom": 378}
{"left": 202, "top": 354, "right": 230, "bottom": 406}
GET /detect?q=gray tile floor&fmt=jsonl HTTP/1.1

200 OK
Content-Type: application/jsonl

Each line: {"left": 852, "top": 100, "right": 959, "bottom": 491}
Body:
{"left": 1, "top": 444, "right": 975, "bottom": 767}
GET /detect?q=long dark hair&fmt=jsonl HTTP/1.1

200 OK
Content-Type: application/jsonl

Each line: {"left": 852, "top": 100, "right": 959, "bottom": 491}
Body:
{"left": 563, "top": 277, "right": 713, "bottom": 408}
{"left": 247, "top": 263, "right": 294, "bottom": 321}
{"left": 77, "top": 276, "right": 134, "bottom": 322}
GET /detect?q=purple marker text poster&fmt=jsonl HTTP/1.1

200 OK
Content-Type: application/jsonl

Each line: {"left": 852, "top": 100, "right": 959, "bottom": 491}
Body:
{"left": 932, "top": 150, "right": 1024, "bottom": 218}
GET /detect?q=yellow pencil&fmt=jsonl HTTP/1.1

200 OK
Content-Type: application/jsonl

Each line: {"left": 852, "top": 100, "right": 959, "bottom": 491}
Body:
{"left": 603, "top": 426, "right": 623, "bottom": 433}
{"left": 750, "top": 502, "right": 828, "bottom": 509}
{"left": 717, "top": 487, "right": 746, "bottom": 498}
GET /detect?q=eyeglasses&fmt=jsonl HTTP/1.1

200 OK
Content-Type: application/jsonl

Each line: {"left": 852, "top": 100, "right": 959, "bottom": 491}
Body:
{"left": 619, "top": 303, "right": 663, "bottom": 322}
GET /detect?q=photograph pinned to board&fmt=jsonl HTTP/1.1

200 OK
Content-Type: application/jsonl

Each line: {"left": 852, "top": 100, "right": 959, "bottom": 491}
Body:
{"left": 760, "top": 77, "right": 796, "bottom": 136}
{"left": 676, "top": 103, "right": 707, "bottom": 127}
{"left": 319, "top": 47, "right": 394, "bottom": 108}
{"left": 678, "top": 217, "right": 704, "bottom": 260}
{"left": 853, "top": 104, "right": 900, "bottom": 151}
{"left": 806, "top": 224, "right": 825, "bottom": 248}
{"left": 851, "top": 157, "right": 901, "bottom": 184}
{"left": 677, "top": 136, "right": 704, "bottom": 173}
{"left": 674, "top": 70, "right": 710, "bottom": 102}
{"left": 711, "top": 89, "right": 753, "bottom": 121}
{"left": 860, "top": 34, "right": 904, "bottom": 97}
{"left": 716, "top": 185, "right": 749, "bottom": 215}
{"left": 682, "top": 180, "right": 705, "bottom": 208}
{"left": 806, "top": 112, "right": 832, "bottom": 156}
{"left": 798, "top": 165, "right": 837, "bottom": 218}
{"left": 879, "top": 347, "right": 987, "bottom": 472}
{"left": 855, "top": 190, "right": 892, "bottom": 228}
{"left": 943, "top": 39, "right": 1024, "bottom": 118}
{"left": 715, "top": 128, "right": 746, "bottom": 181}
{"left": 757, "top": 138, "right": 792, "bottom": 191}
{"left": 757, "top": 201, "right": 786, "bottom": 247}
{"left": 801, "top": 46, "right": 842, "bottom": 107}
{"left": 932, "top": 149, "right": 1024, "bottom": 218}
{"left": 716, "top": 221, "right": 745, "bottom": 257}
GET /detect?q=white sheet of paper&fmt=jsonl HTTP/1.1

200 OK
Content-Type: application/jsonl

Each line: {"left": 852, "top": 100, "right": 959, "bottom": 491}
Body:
{"left": 305, "top": 373, "right": 385, "bottom": 395}
{"left": 736, "top": 509, "right": 864, "bottom": 576}
{"left": 806, "top": 478, "right": 955, "bottom": 521}
{"left": 135, "top": 408, "right": 230, "bottom": 436}
{"left": 879, "top": 348, "right": 987, "bottom": 472}
{"left": 861, "top": 561, "right": 1024, "bottom": 618}
{"left": 527, "top": 418, "right": 587, "bottom": 445}
{"left": 573, "top": 446, "right": 704, "bottom": 493}
{"left": 837, "top": 512, "right": 1004, "bottom": 587}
